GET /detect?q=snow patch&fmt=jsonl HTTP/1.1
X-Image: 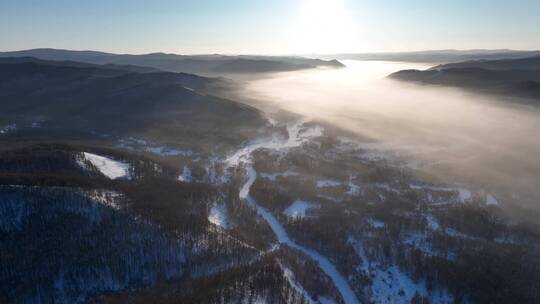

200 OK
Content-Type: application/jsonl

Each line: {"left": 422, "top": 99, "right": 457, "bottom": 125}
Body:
{"left": 401, "top": 232, "right": 450, "bottom": 259}
{"left": 260, "top": 170, "right": 299, "bottom": 181}
{"left": 0, "top": 124, "right": 16, "bottom": 134}
{"left": 225, "top": 121, "right": 323, "bottom": 168}
{"left": 280, "top": 265, "right": 317, "bottom": 304}
{"left": 84, "top": 190, "right": 123, "bottom": 210}
{"left": 145, "top": 146, "right": 193, "bottom": 157}
{"left": 177, "top": 166, "right": 192, "bottom": 182}
{"left": 486, "top": 193, "right": 499, "bottom": 206}
{"left": 426, "top": 214, "right": 440, "bottom": 230}
{"left": 283, "top": 200, "right": 319, "bottom": 219}
{"left": 266, "top": 116, "right": 278, "bottom": 127}
{"left": 410, "top": 184, "right": 472, "bottom": 204}
{"left": 346, "top": 182, "right": 362, "bottom": 196}
{"left": 80, "top": 152, "right": 130, "bottom": 179}
{"left": 368, "top": 218, "right": 385, "bottom": 228}
{"left": 350, "top": 238, "right": 453, "bottom": 304}
{"left": 317, "top": 179, "right": 342, "bottom": 188}
{"left": 444, "top": 227, "right": 481, "bottom": 240}
{"left": 208, "top": 203, "right": 231, "bottom": 229}
{"left": 317, "top": 194, "right": 343, "bottom": 203}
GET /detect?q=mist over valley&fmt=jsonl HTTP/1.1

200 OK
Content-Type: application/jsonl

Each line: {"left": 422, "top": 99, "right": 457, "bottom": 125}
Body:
{"left": 2, "top": 1, "right": 540, "bottom": 302}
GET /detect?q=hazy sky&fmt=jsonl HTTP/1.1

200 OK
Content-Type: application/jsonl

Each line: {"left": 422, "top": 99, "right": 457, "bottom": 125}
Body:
{"left": 1, "top": 0, "right": 539, "bottom": 54}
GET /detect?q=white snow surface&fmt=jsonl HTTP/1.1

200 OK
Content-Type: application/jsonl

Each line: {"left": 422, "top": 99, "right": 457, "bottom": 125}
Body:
{"left": 457, "top": 188, "right": 472, "bottom": 202}
{"left": 84, "top": 190, "right": 123, "bottom": 210}
{"left": 410, "top": 184, "right": 472, "bottom": 204}
{"left": 145, "top": 146, "right": 193, "bottom": 157}
{"left": 260, "top": 170, "right": 299, "bottom": 181}
{"left": 0, "top": 124, "right": 16, "bottom": 134}
{"left": 368, "top": 218, "right": 385, "bottom": 228}
{"left": 346, "top": 182, "right": 362, "bottom": 196}
{"left": 426, "top": 214, "right": 440, "bottom": 230}
{"left": 203, "top": 156, "right": 230, "bottom": 185}
{"left": 81, "top": 152, "right": 130, "bottom": 179}
{"left": 225, "top": 121, "right": 323, "bottom": 168}
{"left": 208, "top": 203, "right": 231, "bottom": 229}
{"left": 317, "top": 194, "right": 343, "bottom": 203}
{"left": 178, "top": 166, "right": 192, "bottom": 182}
{"left": 317, "top": 179, "right": 342, "bottom": 188}
{"left": 486, "top": 193, "right": 499, "bottom": 206}
{"left": 350, "top": 238, "right": 453, "bottom": 304}
{"left": 280, "top": 265, "right": 317, "bottom": 304}
{"left": 283, "top": 200, "right": 319, "bottom": 219}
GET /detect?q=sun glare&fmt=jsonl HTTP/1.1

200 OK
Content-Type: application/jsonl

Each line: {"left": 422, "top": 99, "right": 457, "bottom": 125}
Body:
{"left": 290, "top": 0, "right": 356, "bottom": 54}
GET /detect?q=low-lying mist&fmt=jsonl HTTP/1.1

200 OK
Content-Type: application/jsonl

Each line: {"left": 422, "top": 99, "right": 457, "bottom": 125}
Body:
{"left": 233, "top": 60, "right": 540, "bottom": 220}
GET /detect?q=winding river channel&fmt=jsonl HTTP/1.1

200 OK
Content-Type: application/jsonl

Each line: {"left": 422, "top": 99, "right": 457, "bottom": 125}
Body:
{"left": 226, "top": 121, "right": 359, "bottom": 304}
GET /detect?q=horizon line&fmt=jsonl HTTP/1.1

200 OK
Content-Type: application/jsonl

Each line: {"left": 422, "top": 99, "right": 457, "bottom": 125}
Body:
{"left": 2, "top": 47, "right": 540, "bottom": 57}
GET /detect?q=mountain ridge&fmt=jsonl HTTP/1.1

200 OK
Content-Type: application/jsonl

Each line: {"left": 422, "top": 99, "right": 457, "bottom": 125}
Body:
{"left": 388, "top": 56, "right": 540, "bottom": 102}
{"left": 0, "top": 48, "right": 345, "bottom": 74}
{"left": 329, "top": 49, "right": 540, "bottom": 63}
{"left": 0, "top": 59, "right": 266, "bottom": 150}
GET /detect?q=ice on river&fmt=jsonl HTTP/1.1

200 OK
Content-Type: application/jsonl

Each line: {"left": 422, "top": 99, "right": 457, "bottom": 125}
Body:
{"left": 240, "top": 166, "right": 359, "bottom": 304}
{"left": 231, "top": 121, "right": 359, "bottom": 303}
{"left": 225, "top": 121, "right": 323, "bottom": 167}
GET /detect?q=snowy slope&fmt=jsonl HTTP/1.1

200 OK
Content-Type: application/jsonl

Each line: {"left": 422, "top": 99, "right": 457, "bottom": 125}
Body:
{"left": 208, "top": 203, "right": 231, "bottom": 229}
{"left": 81, "top": 152, "right": 130, "bottom": 179}
{"left": 283, "top": 200, "right": 319, "bottom": 219}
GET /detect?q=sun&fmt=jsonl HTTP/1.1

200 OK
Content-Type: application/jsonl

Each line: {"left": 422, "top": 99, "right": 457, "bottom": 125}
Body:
{"left": 289, "top": 0, "right": 356, "bottom": 54}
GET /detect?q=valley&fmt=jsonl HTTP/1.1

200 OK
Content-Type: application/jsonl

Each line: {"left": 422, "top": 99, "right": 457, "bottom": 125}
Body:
{"left": 1, "top": 55, "right": 539, "bottom": 304}
{"left": 2, "top": 0, "right": 540, "bottom": 302}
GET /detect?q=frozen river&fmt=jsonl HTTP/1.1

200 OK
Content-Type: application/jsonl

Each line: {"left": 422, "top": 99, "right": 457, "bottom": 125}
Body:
{"left": 227, "top": 122, "right": 360, "bottom": 304}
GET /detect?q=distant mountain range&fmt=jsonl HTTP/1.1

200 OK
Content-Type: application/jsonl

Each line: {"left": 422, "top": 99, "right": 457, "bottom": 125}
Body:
{"left": 329, "top": 49, "right": 540, "bottom": 63}
{"left": 428, "top": 56, "right": 540, "bottom": 71}
{"left": 2, "top": 52, "right": 540, "bottom": 304}
{"left": 389, "top": 56, "right": 540, "bottom": 102}
{"left": 0, "top": 56, "right": 161, "bottom": 73}
{"left": 0, "top": 48, "right": 345, "bottom": 74}
{"left": 0, "top": 57, "right": 265, "bottom": 150}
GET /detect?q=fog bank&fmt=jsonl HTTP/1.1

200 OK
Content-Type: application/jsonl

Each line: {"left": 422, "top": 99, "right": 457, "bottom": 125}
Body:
{"left": 235, "top": 60, "right": 540, "bottom": 219}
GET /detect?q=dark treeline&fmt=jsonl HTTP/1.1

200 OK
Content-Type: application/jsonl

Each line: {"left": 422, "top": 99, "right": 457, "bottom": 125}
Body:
{"left": 247, "top": 131, "right": 540, "bottom": 304}
{"left": 90, "top": 254, "right": 311, "bottom": 304}
{"left": 0, "top": 144, "right": 260, "bottom": 303}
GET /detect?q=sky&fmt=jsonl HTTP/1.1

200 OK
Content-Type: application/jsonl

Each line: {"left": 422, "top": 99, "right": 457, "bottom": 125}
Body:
{"left": 1, "top": 0, "right": 540, "bottom": 55}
